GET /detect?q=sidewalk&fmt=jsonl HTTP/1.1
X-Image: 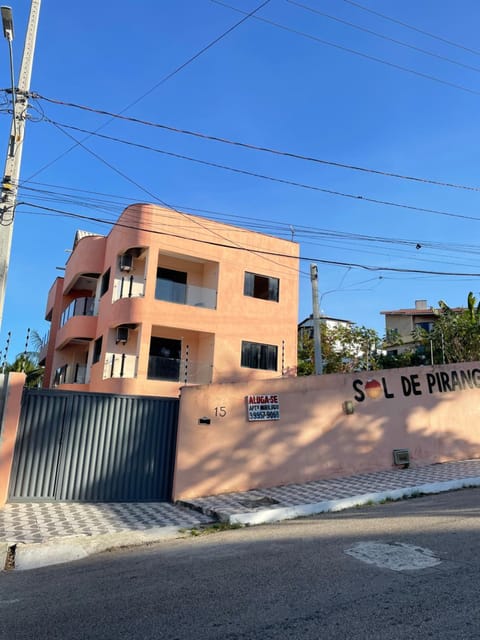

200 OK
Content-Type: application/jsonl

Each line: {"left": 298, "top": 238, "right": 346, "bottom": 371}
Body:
{"left": 2, "top": 459, "right": 480, "bottom": 571}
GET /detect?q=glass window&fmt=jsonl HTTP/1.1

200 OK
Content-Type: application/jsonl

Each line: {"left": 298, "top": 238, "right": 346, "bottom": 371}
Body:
{"left": 100, "top": 268, "right": 110, "bottom": 297}
{"left": 92, "top": 336, "right": 103, "bottom": 364}
{"left": 156, "top": 267, "right": 187, "bottom": 304}
{"left": 244, "top": 272, "right": 279, "bottom": 302}
{"left": 241, "top": 341, "right": 278, "bottom": 371}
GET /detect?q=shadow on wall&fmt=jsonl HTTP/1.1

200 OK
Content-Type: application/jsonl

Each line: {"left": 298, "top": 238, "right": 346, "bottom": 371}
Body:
{"left": 174, "top": 363, "right": 480, "bottom": 498}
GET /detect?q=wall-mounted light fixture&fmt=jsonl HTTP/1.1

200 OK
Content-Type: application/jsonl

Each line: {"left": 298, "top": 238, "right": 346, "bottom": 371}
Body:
{"left": 342, "top": 400, "right": 354, "bottom": 415}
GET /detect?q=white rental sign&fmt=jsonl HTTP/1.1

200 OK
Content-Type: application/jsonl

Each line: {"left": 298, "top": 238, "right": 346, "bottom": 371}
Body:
{"left": 247, "top": 394, "right": 280, "bottom": 421}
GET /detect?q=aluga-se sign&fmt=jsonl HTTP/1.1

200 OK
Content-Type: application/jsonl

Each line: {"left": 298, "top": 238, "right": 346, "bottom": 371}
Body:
{"left": 247, "top": 394, "right": 280, "bottom": 421}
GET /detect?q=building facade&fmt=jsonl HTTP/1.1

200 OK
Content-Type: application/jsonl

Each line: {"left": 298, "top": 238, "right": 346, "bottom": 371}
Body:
{"left": 39, "top": 204, "right": 299, "bottom": 396}
{"left": 381, "top": 299, "right": 462, "bottom": 355}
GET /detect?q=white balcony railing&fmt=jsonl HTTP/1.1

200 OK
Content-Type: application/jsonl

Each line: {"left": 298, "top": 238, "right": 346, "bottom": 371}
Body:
{"left": 103, "top": 353, "right": 138, "bottom": 379}
{"left": 112, "top": 276, "right": 145, "bottom": 301}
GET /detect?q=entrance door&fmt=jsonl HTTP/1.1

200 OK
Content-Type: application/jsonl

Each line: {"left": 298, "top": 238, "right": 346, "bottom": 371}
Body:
{"left": 148, "top": 337, "right": 182, "bottom": 381}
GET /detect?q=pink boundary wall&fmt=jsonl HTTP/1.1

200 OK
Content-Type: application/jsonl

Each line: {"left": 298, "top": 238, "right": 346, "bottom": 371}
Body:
{"left": 0, "top": 373, "right": 26, "bottom": 507}
{"left": 173, "top": 363, "right": 480, "bottom": 500}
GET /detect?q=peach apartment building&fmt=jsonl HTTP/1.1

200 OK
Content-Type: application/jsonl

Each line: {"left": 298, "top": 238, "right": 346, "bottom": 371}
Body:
{"left": 39, "top": 204, "right": 300, "bottom": 396}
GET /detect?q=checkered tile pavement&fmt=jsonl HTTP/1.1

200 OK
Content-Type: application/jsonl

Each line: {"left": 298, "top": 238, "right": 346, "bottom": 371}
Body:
{"left": 0, "top": 502, "right": 214, "bottom": 544}
{"left": 3, "top": 460, "right": 480, "bottom": 545}
{"left": 184, "top": 459, "right": 480, "bottom": 517}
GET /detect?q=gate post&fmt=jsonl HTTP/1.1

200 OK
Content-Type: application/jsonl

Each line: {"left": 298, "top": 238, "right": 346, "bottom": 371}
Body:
{"left": 0, "top": 372, "right": 26, "bottom": 507}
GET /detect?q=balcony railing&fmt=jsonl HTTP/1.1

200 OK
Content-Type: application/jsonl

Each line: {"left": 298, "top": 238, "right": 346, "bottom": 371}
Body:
{"left": 147, "top": 355, "right": 212, "bottom": 385}
{"left": 54, "top": 363, "right": 87, "bottom": 385}
{"left": 103, "top": 353, "right": 138, "bottom": 379}
{"left": 112, "top": 276, "right": 145, "bottom": 301}
{"left": 61, "top": 297, "right": 96, "bottom": 327}
{"left": 155, "top": 279, "right": 217, "bottom": 309}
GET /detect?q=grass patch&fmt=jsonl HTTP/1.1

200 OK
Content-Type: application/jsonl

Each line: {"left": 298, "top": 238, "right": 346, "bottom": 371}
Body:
{"left": 179, "top": 522, "right": 243, "bottom": 537}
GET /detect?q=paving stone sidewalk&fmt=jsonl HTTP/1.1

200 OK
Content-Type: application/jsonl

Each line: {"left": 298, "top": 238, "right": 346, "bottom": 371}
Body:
{"left": 2, "top": 459, "right": 480, "bottom": 567}
{"left": 0, "top": 502, "right": 214, "bottom": 545}
{"left": 182, "top": 459, "right": 480, "bottom": 524}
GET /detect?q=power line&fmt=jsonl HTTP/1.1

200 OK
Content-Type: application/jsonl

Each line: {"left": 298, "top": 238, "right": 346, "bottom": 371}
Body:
{"left": 29, "top": 92, "right": 480, "bottom": 194}
{"left": 16, "top": 179, "right": 480, "bottom": 259}
{"left": 50, "top": 120, "right": 306, "bottom": 277}
{"left": 21, "top": 0, "right": 271, "bottom": 184}
{"left": 209, "top": 0, "right": 480, "bottom": 96}
{"left": 41, "top": 118, "right": 480, "bottom": 224}
{"left": 342, "top": 0, "right": 480, "bottom": 58}
{"left": 288, "top": 0, "right": 480, "bottom": 74}
{"left": 17, "top": 201, "right": 480, "bottom": 277}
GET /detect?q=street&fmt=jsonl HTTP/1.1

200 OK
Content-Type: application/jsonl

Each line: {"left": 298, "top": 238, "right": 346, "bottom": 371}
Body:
{"left": 2, "top": 488, "right": 480, "bottom": 639}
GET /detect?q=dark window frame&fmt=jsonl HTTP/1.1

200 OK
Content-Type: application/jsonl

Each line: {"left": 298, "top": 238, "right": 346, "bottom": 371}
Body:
{"left": 92, "top": 336, "right": 103, "bottom": 365}
{"left": 241, "top": 340, "right": 278, "bottom": 371}
{"left": 244, "top": 272, "right": 279, "bottom": 302}
{"left": 100, "top": 268, "right": 111, "bottom": 297}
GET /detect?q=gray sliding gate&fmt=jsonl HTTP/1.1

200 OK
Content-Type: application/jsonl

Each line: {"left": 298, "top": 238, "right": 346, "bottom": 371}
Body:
{"left": 8, "top": 389, "right": 179, "bottom": 502}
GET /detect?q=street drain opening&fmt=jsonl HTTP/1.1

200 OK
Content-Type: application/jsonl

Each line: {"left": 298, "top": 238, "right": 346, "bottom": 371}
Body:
{"left": 4, "top": 544, "right": 16, "bottom": 571}
{"left": 238, "top": 496, "right": 280, "bottom": 509}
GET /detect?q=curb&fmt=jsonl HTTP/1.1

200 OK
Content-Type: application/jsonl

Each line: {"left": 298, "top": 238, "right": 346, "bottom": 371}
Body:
{"left": 219, "top": 476, "right": 480, "bottom": 526}
{"left": 2, "top": 526, "right": 186, "bottom": 571}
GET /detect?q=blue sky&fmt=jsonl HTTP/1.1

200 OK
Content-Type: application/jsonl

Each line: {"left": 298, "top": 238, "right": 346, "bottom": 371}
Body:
{"left": 2, "top": 0, "right": 480, "bottom": 358}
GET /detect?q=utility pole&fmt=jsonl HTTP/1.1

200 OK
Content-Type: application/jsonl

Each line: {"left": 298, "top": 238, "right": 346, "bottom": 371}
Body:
{"left": 0, "top": 1, "right": 41, "bottom": 330}
{"left": 310, "top": 263, "right": 323, "bottom": 375}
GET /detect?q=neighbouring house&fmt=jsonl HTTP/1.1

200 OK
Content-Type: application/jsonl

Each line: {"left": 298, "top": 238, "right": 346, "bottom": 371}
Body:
{"left": 39, "top": 204, "right": 299, "bottom": 397}
{"left": 297, "top": 313, "right": 353, "bottom": 349}
{"left": 381, "top": 299, "right": 463, "bottom": 355}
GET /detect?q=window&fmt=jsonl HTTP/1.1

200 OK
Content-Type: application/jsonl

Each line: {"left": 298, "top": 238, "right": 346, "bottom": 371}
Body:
{"left": 100, "top": 268, "right": 110, "bottom": 297}
{"left": 92, "top": 336, "right": 103, "bottom": 364}
{"left": 156, "top": 267, "right": 187, "bottom": 304}
{"left": 415, "top": 321, "right": 434, "bottom": 333}
{"left": 241, "top": 341, "right": 278, "bottom": 371}
{"left": 244, "top": 272, "right": 279, "bottom": 302}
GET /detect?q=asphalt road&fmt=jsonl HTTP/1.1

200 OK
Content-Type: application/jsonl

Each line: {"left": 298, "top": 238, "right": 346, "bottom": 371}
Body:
{"left": 2, "top": 488, "right": 480, "bottom": 639}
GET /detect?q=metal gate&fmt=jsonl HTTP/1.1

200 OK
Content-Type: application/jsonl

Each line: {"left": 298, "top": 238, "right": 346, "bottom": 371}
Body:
{"left": 8, "top": 388, "right": 179, "bottom": 502}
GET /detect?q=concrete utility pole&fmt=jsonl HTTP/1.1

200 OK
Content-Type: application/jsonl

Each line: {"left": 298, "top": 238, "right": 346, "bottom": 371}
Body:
{"left": 0, "top": 1, "right": 41, "bottom": 330}
{"left": 310, "top": 263, "right": 323, "bottom": 375}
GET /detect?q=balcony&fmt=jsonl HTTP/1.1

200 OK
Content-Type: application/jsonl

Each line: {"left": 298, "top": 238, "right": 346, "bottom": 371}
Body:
{"left": 155, "top": 279, "right": 216, "bottom": 309}
{"left": 61, "top": 297, "right": 96, "bottom": 327}
{"left": 147, "top": 355, "right": 212, "bottom": 385}
{"left": 54, "top": 363, "right": 87, "bottom": 385}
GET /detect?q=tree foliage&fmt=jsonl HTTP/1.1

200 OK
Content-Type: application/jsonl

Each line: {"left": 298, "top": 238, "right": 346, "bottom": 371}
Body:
{"left": 414, "top": 292, "right": 480, "bottom": 365}
{"left": 298, "top": 323, "right": 382, "bottom": 374}
{"left": 3, "top": 330, "right": 45, "bottom": 388}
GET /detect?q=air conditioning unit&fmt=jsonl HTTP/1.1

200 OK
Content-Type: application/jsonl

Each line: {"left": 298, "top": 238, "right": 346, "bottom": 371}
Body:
{"left": 119, "top": 254, "right": 133, "bottom": 272}
{"left": 116, "top": 327, "right": 129, "bottom": 344}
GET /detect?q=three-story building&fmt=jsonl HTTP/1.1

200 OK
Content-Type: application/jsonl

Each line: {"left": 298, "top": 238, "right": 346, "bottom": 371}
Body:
{"left": 39, "top": 204, "right": 299, "bottom": 396}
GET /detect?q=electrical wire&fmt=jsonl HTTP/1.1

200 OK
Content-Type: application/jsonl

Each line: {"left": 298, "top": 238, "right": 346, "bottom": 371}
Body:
{"left": 288, "top": 0, "right": 480, "bottom": 74}
{"left": 17, "top": 201, "right": 480, "bottom": 277}
{"left": 41, "top": 117, "right": 480, "bottom": 224}
{"left": 209, "top": 0, "right": 480, "bottom": 96}
{"left": 51, "top": 120, "right": 307, "bottom": 277}
{"left": 16, "top": 180, "right": 480, "bottom": 259}
{"left": 28, "top": 92, "right": 480, "bottom": 194}
{"left": 342, "top": 0, "right": 480, "bottom": 58}
{"left": 19, "top": 0, "right": 271, "bottom": 184}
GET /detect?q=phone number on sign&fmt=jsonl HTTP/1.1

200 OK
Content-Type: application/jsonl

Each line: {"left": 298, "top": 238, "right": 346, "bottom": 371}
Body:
{"left": 248, "top": 409, "right": 280, "bottom": 421}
